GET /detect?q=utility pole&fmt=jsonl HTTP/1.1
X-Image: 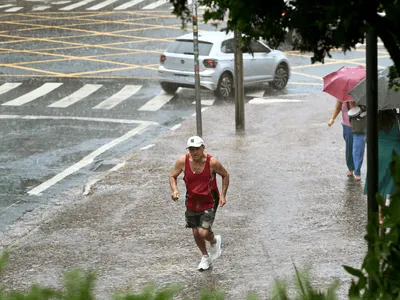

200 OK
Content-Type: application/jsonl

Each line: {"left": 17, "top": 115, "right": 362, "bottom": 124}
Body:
{"left": 192, "top": 0, "right": 202, "bottom": 137}
{"left": 234, "top": 29, "right": 245, "bottom": 131}
{"left": 366, "top": 17, "right": 378, "bottom": 291}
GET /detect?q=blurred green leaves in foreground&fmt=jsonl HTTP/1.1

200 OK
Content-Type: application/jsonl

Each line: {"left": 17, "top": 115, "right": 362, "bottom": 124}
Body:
{"left": 1, "top": 153, "right": 400, "bottom": 299}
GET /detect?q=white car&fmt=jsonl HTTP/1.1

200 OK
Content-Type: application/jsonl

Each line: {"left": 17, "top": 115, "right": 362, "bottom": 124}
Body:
{"left": 158, "top": 31, "right": 291, "bottom": 99}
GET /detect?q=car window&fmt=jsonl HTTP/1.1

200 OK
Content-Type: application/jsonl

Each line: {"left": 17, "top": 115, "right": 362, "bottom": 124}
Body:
{"left": 249, "top": 40, "right": 270, "bottom": 53}
{"left": 221, "top": 39, "right": 235, "bottom": 53}
{"left": 166, "top": 40, "right": 213, "bottom": 55}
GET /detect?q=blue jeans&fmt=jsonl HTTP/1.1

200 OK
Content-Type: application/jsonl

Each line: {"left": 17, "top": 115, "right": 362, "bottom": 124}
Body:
{"left": 342, "top": 124, "right": 354, "bottom": 172}
{"left": 352, "top": 133, "right": 366, "bottom": 176}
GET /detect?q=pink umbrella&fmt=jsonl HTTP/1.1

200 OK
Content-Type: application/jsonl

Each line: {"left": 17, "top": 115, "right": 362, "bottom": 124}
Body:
{"left": 323, "top": 65, "right": 366, "bottom": 102}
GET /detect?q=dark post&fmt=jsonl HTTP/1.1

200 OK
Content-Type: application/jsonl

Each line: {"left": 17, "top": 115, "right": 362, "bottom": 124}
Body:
{"left": 192, "top": 0, "right": 202, "bottom": 136}
{"left": 234, "top": 29, "right": 245, "bottom": 131}
{"left": 366, "top": 26, "right": 379, "bottom": 290}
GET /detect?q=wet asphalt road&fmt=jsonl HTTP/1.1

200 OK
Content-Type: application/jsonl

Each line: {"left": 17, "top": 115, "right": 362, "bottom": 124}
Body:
{"left": 0, "top": 92, "right": 368, "bottom": 300}
{"left": 0, "top": 4, "right": 394, "bottom": 227}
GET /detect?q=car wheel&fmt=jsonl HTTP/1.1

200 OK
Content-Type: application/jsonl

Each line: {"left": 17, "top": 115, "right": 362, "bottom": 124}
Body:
{"left": 215, "top": 72, "right": 234, "bottom": 99}
{"left": 270, "top": 64, "right": 289, "bottom": 90}
{"left": 160, "top": 82, "right": 179, "bottom": 94}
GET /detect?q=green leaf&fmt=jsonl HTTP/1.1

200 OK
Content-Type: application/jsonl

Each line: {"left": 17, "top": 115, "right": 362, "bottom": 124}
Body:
{"left": 343, "top": 266, "right": 363, "bottom": 278}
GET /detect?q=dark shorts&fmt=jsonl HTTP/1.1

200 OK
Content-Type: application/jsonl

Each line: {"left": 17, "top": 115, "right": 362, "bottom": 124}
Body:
{"left": 185, "top": 208, "right": 216, "bottom": 232}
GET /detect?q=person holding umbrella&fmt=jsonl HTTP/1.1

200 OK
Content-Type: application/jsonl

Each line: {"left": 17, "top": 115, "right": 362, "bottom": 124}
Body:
{"left": 324, "top": 66, "right": 367, "bottom": 180}
{"left": 328, "top": 100, "right": 365, "bottom": 180}
{"left": 374, "top": 109, "right": 400, "bottom": 204}
{"left": 349, "top": 66, "right": 400, "bottom": 220}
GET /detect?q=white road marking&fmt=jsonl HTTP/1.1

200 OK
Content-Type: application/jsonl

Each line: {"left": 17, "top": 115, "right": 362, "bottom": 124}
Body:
{"left": 2, "top": 83, "right": 63, "bottom": 106}
{"left": 59, "top": 0, "right": 97, "bottom": 10}
{"left": 138, "top": 91, "right": 174, "bottom": 111}
{"left": 0, "top": 4, "right": 13, "bottom": 8}
{"left": 114, "top": 0, "right": 147, "bottom": 10}
{"left": 170, "top": 124, "right": 181, "bottom": 131}
{"left": 0, "top": 115, "right": 158, "bottom": 195}
{"left": 28, "top": 123, "right": 152, "bottom": 196}
{"left": 185, "top": 0, "right": 207, "bottom": 9}
{"left": 0, "top": 114, "right": 158, "bottom": 126}
{"left": 51, "top": 1, "right": 71, "bottom": 4}
{"left": 93, "top": 85, "right": 141, "bottom": 110}
{"left": 86, "top": 0, "right": 120, "bottom": 10}
{"left": 245, "top": 90, "right": 265, "bottom": 98}
{"left": 249, "top": 98, "right": 304, "bottom": 104}
{"left": 191, "top": 99, "right": 215, "bottom": 106}
{"left": 0, "top": 82, "right": 22, "bottom": 96}
{"left": 140, "top": 143, "right": 155, "bottom": 150}
{"left": 32, "top": 5, "right": 51, "bottom": 10}
{"left": 83, "top": 161, "right": 126, "bottom": 196}
{"left": 142, "top": 0, "right": 167, "bottom": 9}
{"left": 191, "top": 107, "right": 208, "bottom": 116}
{"left": 5, "top": 7, "right": 23, "bottom": 12}
{"left": 48, "top": 84, "right": 102, "bottom": 108}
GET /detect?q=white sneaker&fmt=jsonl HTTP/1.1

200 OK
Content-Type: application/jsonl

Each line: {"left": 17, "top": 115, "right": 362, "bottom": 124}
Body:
{"left": 209, "top": 235, "right": 222, "bottom": 261}
{"left": 197, "top": 255, "right": 211, "bottom": 271}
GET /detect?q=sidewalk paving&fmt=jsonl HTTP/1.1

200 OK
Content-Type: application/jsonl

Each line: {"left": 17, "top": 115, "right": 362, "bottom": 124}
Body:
{"left": 0, "top": 92, "right": 367, "bottom": 299}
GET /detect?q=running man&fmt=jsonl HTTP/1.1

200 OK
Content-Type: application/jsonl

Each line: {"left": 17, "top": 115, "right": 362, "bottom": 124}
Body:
{"left": 169, "top": 136, "right": 230, "bottom": 270}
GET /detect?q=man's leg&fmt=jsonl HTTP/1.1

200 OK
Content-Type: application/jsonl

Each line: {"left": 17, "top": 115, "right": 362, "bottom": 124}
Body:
{"left": 192, "top": 228, "right": 209, "bottom": 256}
{"left": 199, "top": 209, "right": 221, "bottom": 260}
{"left": 192, "top": 228, "right": 213, "bottom": 270}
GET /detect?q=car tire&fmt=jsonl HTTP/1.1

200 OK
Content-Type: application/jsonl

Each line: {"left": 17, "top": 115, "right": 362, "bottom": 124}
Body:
{"left": 215, "top": 72, "right": 234, "bottom": 99}
{"left": 160, "top": 82, "right": 179, "bottom": 94}
{"left": 270, "top": 64, "right": 289, "bottom": 90}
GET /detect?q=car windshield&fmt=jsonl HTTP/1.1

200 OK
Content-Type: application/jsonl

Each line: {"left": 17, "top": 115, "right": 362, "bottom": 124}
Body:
{"left": 166, "top": 39, "right": 213, "bottom": 56}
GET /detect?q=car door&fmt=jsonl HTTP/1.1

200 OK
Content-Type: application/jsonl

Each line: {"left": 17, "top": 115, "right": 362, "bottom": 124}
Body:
{"left": 221, "top": 38, "right": 256, "bottom": 83}
{"left": 246, "top": 40, "right": 276, "bottom": 82}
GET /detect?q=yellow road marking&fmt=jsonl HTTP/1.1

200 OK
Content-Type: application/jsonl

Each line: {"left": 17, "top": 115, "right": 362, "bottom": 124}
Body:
{"left": 0, "top": 63, "right": 65, "bottom": 76}
{"left": 291, "top": 71, "right": 323, "bottom": 80}
{"left": 69, "top": 66, "right": 140, "bottom": 76}
{"left": 0, "top": 46, "right": 141, "bottom": 72}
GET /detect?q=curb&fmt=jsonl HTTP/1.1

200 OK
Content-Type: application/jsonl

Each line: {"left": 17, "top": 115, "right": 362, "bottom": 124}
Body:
{"left": 355, "top": 42, "right": 385, "bottom": 49}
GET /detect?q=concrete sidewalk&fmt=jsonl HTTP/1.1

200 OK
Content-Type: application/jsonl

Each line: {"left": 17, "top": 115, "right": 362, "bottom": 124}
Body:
{"left": 0, "top": 92, "right": 367, "bottom": 299}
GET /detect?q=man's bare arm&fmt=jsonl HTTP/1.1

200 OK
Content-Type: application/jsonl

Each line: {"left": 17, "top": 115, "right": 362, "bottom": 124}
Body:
{"left": 169, "top": 156, "right": 185, "bottom": 200}
{"left": 211, "top": 158, "right": 230, "bottom": 199}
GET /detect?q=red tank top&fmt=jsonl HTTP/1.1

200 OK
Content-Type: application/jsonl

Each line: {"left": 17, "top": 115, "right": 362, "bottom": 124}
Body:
{"left": 183, "top": 153, "right": 220, "bottom": 211}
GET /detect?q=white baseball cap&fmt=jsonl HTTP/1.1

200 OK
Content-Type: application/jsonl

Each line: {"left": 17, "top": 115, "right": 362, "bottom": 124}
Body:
{"left": 186, "top": 136, "right": 205, "bottom": 148}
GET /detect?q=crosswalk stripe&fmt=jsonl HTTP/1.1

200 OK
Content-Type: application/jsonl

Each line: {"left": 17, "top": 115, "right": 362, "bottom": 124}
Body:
{"left": 114, "top": 0, "right": 147, "bottom": 10}
{"left": 0, "top": 83, "right": 22, "bottom": 96}
{"left": 191, "top": 99, "right": 215, "bottom": 106}
{"left": 48, "top": 84, "right": 102, "bottom": 108}
{"left": 138, "top": 91, "right": 174, "bottom": 111}
{"left": 5, "top": 7, "right": 23, "bottom": 12}
{"left": 93, "top": 85, "right": 142, "bottom": 110}
{"left": 32, "top": 6, "right": 51, "bottom": 11}
{"left": 86, "top": 0, "right": 121, "bottom": 10}
{"left": 59, "top": 0, "right": 97, "bottom": 10}
{"left": 0, "top": 4, "right": 13, "bottom": 8}
{"left": 51, "top": 1, "right": 72, "bottom": 4}
{"left": 142, "top": 0, "right": 168, "bottom": 9}
{"left": 2, "top": 83, "right": 63, "bottom": 106}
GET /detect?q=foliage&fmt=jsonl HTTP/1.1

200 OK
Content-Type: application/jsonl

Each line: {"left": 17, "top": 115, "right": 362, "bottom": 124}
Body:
{"left": 268, "top": 265, "right": 339, "bottom": 300}
{"left": 168, "top": 0, "right": 400, "bottom": 85}
{"left": 344, "top": 152, "right": 400, "bottom": 299}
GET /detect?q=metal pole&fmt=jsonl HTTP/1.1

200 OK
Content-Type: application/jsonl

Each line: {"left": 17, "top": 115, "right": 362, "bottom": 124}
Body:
{"left": 192, "top": 0, "right": 202, "bottom": 137}
{"left": 366, "top": 25, "right": 378, "bottom": 291}
{"left": 234, "top": 29, "right": 245, "bottom": 131}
